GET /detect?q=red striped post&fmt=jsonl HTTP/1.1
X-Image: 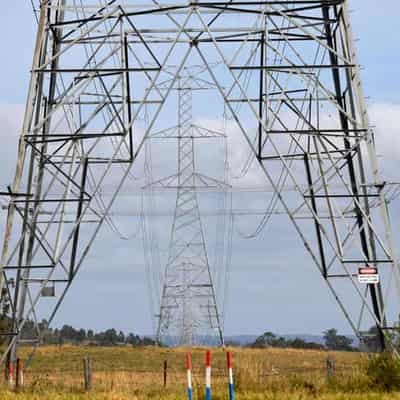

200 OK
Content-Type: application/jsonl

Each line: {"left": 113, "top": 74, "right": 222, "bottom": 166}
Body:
{"left": 186, "top": 352, "right": 193, "bottom": 400}
{"left": 227, "top": 352, "right": 235, "bottom": 400}
{"left": 205, "top": 350, "right": 211, "bottom": 400}
{"left": 8, "top": 361, "right": 14, "bottom": 388}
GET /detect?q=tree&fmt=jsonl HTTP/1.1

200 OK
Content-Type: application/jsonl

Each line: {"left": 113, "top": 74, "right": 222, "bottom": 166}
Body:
{"left": 118, "top": 330, "right": 125, "bottom": 344}
{"left": 98, "top": 328, "right": 119, "bottom": 345}
{"left": 0, "top": 288, "right": 12, "bottom": 345}
{"left": 361, "top": 325, "right": 382, "bottom": 352}
{"left": 323, "top": 328, "right": 354, "bottom": 351}
{"left": 141, "top": 336, "right": 156, "bottom": 346}
{"left": 77, "top": 328, "right": 87, "bottom": 342}
{"left": 252, "top": 331, "right": 281, "bottom": 348}
{"left": 251, "top": 331, "right": 323, "bottom": 350}
{"left": 126, "top": 333, "right": 139, "bottom": 345}
{"left": 289, "top": 338, "right": 324, "bottom": 350}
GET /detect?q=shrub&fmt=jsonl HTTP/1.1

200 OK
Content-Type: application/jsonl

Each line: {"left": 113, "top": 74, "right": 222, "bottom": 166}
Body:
{"left": 365, "top": 352, "right": 400, "bottom": 391}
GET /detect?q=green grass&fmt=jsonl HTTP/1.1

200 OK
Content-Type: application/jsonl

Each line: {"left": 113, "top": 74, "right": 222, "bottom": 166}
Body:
{"left": 2, "top": 389, "right": 400, "bottom": 400}
{"left": 0, "top": 345, "right": 398, "bottom": 399}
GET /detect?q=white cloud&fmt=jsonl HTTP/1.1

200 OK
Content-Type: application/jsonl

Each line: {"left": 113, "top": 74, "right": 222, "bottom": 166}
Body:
{"left": 0, "top": 102, "right": 397, "bottom": 189}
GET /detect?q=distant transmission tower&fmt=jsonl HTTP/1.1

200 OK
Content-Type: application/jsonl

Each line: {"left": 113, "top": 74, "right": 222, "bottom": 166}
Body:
{"left": 1, "top": 1, "right": 400, "bottom": 365}
{"left": 154, "top": 75, "right": 224, "bottom": 346}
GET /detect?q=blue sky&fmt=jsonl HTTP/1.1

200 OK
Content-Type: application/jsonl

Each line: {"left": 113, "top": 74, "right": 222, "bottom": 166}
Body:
{"left": 2, "top": 1, "right": 400, "bottom": 104}
{"left": 0, "top": 2, "right": 399, "bottom": 337}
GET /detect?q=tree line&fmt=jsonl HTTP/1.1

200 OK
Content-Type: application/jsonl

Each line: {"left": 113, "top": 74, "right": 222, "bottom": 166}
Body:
{"left": 249, "top": 328, "right": 355, "bottom": 351}
{"left": 19, "top": 319, "right": 156, "bottom": 346}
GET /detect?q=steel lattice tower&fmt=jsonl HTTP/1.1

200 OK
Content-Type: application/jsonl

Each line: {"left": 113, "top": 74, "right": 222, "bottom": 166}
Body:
{"left": 1, "top": 0, "right": 400, "bottom": 364}
{"left": 155, "top": 76, "right": 224, "bottom": 346}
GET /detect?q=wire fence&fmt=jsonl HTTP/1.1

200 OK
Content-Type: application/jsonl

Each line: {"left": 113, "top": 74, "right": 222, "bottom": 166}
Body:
{"left": 3, "top": 349, "right": 365, "bottom": 394}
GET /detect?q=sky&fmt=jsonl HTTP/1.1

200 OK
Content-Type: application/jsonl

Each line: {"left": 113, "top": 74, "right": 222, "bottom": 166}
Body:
{"left": 0, "top": 1, "right": 399, "bottom": 338}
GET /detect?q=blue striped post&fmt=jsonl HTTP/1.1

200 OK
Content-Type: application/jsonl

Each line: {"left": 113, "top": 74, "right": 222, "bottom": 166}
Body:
{"left": 186, "top": 352, "right": 193, "bottom": 400}
{"left": 227, "top": 351, "right": 235, "bottom": 400}
{"left": 205, "top": 350, "right": 211, "bottom": 400}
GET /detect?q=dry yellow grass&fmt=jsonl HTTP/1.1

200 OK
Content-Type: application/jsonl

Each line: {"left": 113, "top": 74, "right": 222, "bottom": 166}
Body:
{"left": 0, "top": 345, "right": 396, "bottom": 399}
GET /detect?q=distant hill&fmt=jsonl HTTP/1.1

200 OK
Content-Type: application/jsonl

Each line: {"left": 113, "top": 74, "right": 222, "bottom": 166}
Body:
{"left": 224, "top": 335, "right": 258, "bottom": 345}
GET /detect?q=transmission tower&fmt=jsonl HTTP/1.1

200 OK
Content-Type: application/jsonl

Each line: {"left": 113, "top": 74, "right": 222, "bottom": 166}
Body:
{"left": 154, "top": 75, "right": 224, "bottom": 346}
{"left": 1, "top": 0, "right": 400, "bottom": 364}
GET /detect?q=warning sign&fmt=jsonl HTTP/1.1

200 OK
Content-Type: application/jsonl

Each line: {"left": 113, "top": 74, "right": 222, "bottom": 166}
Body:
{"left": 358, "top": 267, "right": 379, "bottom": 284}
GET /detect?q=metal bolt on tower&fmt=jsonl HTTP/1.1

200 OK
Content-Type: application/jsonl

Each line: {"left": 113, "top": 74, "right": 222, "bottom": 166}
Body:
{"left": 0, "top": 0, "right": 399, "bottom": 363}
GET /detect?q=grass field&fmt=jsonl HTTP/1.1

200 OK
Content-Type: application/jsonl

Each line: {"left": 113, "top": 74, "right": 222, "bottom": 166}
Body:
{"left": 0, "top": 345, "right": 399, "bottom": 399}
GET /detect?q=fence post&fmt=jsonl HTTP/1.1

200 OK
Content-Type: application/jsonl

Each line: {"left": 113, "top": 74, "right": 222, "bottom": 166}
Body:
{"left": 83, "top": 357, "right": 92, "bottom": 391}
{"left": 326, "top": 355, "right": 335, "bottom": 381}
{"left": 227, "top": 352, "right": 235, "bottom": 400}
{"left": 163, "top": 360, "right": 168, "bottom": 387}
{"left": 15, "top": 358, "right": 23, "bottom": 390}
{"left": 186, "top": 353, "right": 193, "bottom": 400}
{"left": 205, "top": 350, "right": 211, "bottom": 400}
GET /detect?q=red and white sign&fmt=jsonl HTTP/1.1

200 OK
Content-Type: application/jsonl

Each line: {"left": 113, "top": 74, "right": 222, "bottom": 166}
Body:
{"left": 358, "top": 267, "right": 379, "bottom": 284}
